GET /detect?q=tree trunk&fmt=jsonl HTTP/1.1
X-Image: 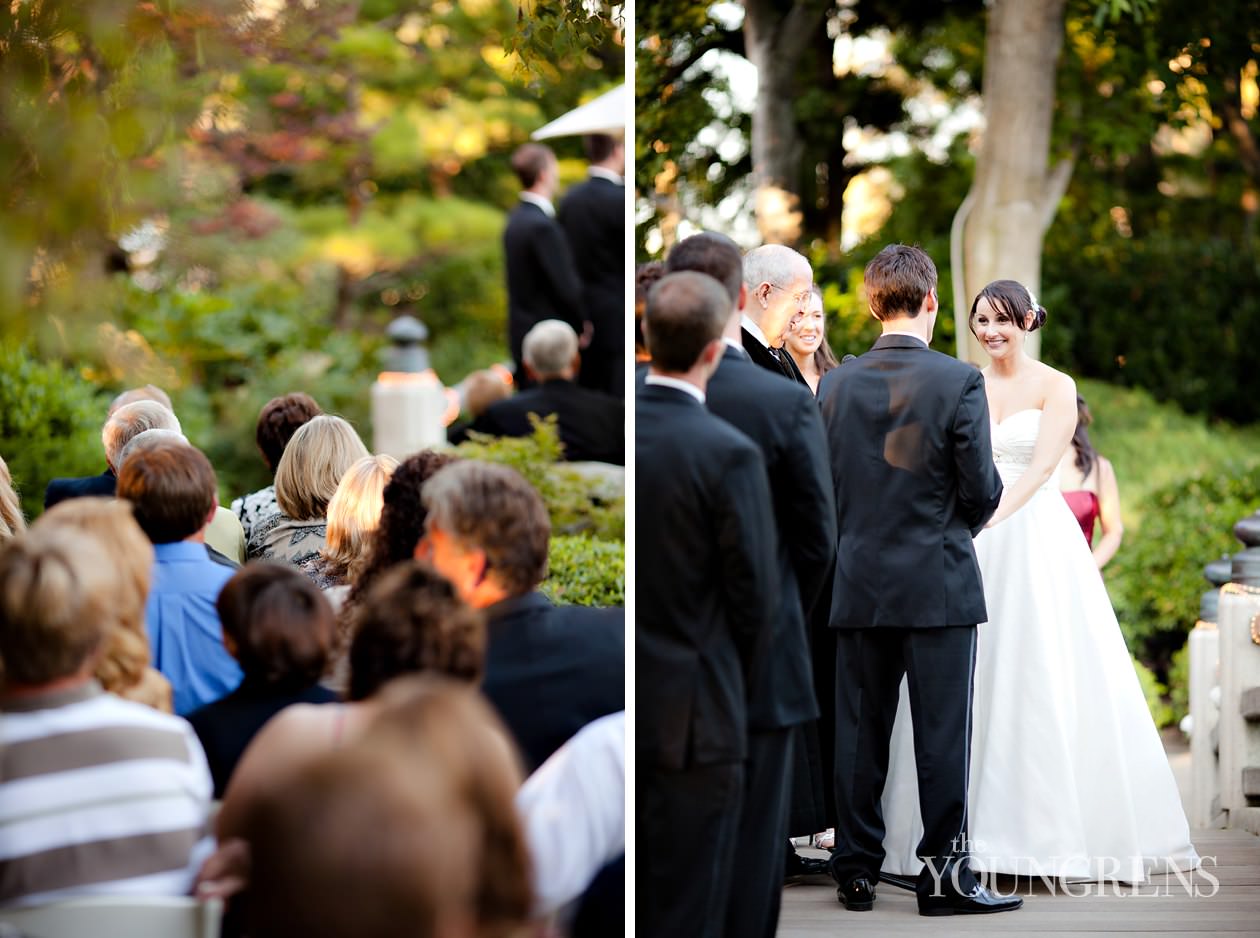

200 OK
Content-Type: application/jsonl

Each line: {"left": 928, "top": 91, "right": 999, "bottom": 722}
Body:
{"left": 742, "top": 0, "right": 829, "bottom": 246}
{"left": 953, "top": 0, "right": 1072, "bottom": 363}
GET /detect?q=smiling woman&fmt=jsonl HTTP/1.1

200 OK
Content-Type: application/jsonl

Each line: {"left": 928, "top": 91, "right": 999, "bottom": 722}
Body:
{"left": 784, "top": 285, "right": 839, "bottom": 395}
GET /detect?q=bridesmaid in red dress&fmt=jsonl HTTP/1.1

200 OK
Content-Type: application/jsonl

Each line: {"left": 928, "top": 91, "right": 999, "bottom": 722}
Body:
{"left": 1057, "top": 394, "right": 1124, "bottom": 567}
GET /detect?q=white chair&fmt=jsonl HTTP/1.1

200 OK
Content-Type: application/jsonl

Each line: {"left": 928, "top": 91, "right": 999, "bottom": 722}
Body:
{"left": 0, "top": 896, "right": 222, "bottom": 938}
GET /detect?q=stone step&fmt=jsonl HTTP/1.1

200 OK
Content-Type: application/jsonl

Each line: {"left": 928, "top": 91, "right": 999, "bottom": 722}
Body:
{"left": 1240, "top": 686, "right": 1260, "bottom": 721}
{"left": 1243, "top": 765, "right": 1260, "bottom": 799}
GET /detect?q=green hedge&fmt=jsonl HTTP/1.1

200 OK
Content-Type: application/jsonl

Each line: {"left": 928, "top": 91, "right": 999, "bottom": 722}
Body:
{"left": 543, "top": 535, "right": 625, "bottom": 606}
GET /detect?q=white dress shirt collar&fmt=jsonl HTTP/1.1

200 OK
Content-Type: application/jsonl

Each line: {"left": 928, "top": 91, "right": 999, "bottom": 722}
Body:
{"left": 880, "top": 329, "right": 929, "bottom": 347}
{"left": 645, "top": 374, "right": 706, "bottom": 404}
{"left": 741, "top": 314, "right": 772, "bottom": 349}
{"left": 588, "top": 166, "right": 624, "bottom": 185}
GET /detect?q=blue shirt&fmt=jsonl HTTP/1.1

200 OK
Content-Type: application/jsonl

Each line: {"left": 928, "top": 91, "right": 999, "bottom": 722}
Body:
{"left": 145, "top": 541, "right": 241, "bottom": 716}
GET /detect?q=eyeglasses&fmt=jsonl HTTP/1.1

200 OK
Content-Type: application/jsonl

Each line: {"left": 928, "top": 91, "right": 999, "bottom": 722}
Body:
{"left": 767, "top": 283, "right": 812, "bottom": 306}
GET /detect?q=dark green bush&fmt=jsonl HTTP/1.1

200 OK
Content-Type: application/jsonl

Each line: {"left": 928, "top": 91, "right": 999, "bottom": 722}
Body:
{"left": 1106, "top": 459, "right": 1260, "bottom": 682}
{"left": 542, "top": 535, "right": 626, "bottom": 606}
{"left": 0, "top": 345, "right": 106, "bottom": 519}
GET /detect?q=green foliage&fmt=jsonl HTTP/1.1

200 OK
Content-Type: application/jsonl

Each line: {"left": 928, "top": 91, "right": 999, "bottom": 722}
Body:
{"left": 0, "top": 346, "right": 107, "bottom": 520}
{"left": 453, "top": 416, "right": 625, "bottom": 542}
{"left": 1167, "top": 642, "right": 1191, "bottom": 727}
{"left": 1132, "top": 655, "right": 1173, "bottom": 728}
{"left": 542, "top": 534, "right": 625, "bottom": 606}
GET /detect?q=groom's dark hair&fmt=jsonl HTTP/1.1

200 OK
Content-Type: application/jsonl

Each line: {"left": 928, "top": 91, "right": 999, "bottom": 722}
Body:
{"left": 865, "top": 244, "right": 937, "bottom": 321}
{"left": 665, "top": 232, "right": 743, "bottom": 304}
{"left": 643, "top": 272, "right": 729, "bottom": 373}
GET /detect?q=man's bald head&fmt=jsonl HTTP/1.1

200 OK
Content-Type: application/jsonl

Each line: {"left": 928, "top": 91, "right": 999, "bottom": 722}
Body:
{"left": 643, "top": 271, "right": 730, "bottom": 373}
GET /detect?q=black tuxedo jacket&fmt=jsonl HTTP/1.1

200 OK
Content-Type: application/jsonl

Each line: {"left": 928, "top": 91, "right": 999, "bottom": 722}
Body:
{"left": 706, "top": 347, "right": 836, "bottom": 730}
{"left": 481, "top": 591, "right": 624, "bottom": 773}
{"left": 44, "top": 468, "right": 116, "bottom": 509}
{"left": 503, "top": 200, "right": 585, "bottom": 366}
{"left": 817, "top": 334, "right": 1002, "bottom": 628}
{"left": 469, "top": 379, "right": 623, "bottom": 465}
{"left": 636, "top": 383, "right": 778, "bottom": 769}
{"left": 741, "top": 327, "right": 809, "bottom": 387}
{"left": 559, "top": 175, "right": 624, "bottom": 355}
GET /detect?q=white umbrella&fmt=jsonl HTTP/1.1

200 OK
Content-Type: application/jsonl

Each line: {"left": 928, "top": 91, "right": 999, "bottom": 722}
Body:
{"left": 531, "top": 84, "right": 626, "bottom": 140}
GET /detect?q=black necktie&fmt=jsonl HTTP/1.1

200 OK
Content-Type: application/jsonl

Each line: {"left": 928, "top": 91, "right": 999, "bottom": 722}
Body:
{"left": 770, "top": 346, "right": 793, "bottom": 378}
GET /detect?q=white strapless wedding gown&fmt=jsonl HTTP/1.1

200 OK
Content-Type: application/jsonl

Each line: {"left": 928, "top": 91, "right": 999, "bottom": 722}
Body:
{"left": 879, "top": 409, "right": 1199, "bottom": 882}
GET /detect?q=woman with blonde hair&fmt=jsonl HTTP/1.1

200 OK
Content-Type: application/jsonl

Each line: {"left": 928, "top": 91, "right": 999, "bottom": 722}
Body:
{"left": 300, "top": 453, "right": 399, "bottom": 603}
{"left": 32, "top": 497, "right": 172, "bottom": 711}
{"left": 0, "top": 456, "right": 25, "bottom": 540}
{"left": 247, "top": 415, "right": 369, "bottom": 566}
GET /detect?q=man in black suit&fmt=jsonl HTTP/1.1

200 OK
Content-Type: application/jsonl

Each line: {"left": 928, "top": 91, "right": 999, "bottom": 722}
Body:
{"left": 665, "top": 233, "right": 836, "bottom": 938}
{"left": 637, "top": 271, "right": 779, "bottom": 938}
{"left": 466, "top": 319, "right": 623, "bottom": 464}
{"left": 503, "top": 143, "right": 585, "bottom": 389}
{"left": 560, "top": 133, "right": 625, "bottom": 398}
{"left": 45, "top": 395, "right": 181, "bottom": 509}
{"left": 740, "top": 244, "right": 813, "bottom": 387}
{"left": 416, "top": 460, "right": 622, "bottom": 773}
{"left": 817, "top": 244, "right": 1019, "bottom": 917}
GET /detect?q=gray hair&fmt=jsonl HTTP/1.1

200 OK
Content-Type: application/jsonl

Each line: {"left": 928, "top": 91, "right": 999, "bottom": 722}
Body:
{"left": 741, "top": 244, "right": 811, "bottom": 292}
{"left": 102, "top": 401, "right": 181, "bottom": 470}
{"left": 522, "top": 320, "right": 579, "bottom": 378}
{"left": 117, "top": 428, "right": 191, "bottom": 471}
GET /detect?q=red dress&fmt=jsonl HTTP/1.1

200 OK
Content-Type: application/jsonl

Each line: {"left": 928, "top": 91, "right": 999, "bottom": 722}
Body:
{"left": 1062, "top": 490, "right": 1100, "bottom": 546}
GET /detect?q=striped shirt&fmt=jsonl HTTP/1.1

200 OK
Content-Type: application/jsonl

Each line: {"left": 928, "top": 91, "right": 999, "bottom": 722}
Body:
{"left": 0, "top": 681, "right": 215, "bottom": 907}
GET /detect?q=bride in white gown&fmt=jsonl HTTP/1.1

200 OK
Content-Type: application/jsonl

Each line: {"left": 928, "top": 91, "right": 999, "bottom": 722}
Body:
{"left": 879, "top": 280, "right": 1198, "bottom": 883}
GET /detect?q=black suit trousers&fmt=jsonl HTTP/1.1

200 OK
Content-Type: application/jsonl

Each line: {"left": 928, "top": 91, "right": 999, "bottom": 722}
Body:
{"left": 725, "top": 726, "right": 793, "bottom": 938}
{"left": 639, "top": 761, "right": 743, "bottom": 938}
{"left": 831, "top": 626, "right": 977, "bottom": 887}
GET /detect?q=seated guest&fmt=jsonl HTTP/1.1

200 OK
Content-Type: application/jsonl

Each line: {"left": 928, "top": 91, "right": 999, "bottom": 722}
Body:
{"left": 299, "top": 453, "right": 399, "bottom": 604}
{"left": 467, "top": 320, "right": 624, "bottom": 465}
{"left": 108, "top": 383, "right": 173, "bottom": 415}
{"left": 187, "top": 563, "right": 339, "bottom": 797}
{"left": 417, "top": 460, "right": 624, "bottom": 771}
{"left": 236, "top": 677, "right": 531, "bottom": 938}
{"left": 34, "top": 497, "right": 172, "bottom": 711}
{"left": 0, "top": 454, "right": 25, "bottom": 539}
{"left": 338, "top": 449, "right": 457, "bottom": 627}
{"left": 446, "top": 368, "right": 514, "bottom": 445}
{"left": 518, "top": 711, "right": 625, "bottom": 923}
{"left": 232, "top": 393, "right": 322, "bottom": 543}
{"left": 0, "top": 527, "right": 214, "bottom": 907}
{"left": 246, "top": 415, "right": 368, "bottom": 565}
{"left": 44, "top": 397, "right": 180, "bottom": 509}
{"left": 117, "top": 440, "right": 242, "bottom": 715}
{"left": 217, "top": 560, "right": 485, "bottom": 839}
{"left": 120, "top": 428, "right": 245, "bottom": 568}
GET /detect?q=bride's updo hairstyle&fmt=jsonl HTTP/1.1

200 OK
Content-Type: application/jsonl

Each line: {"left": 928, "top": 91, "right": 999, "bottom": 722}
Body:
{"left": 968, "top": 280, "right": 1047, "bottom": 333}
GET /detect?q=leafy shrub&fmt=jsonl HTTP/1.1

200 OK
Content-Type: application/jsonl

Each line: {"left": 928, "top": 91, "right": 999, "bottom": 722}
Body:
{"left": 0, "top": 345, "right": 106, "bottom": 519}
{"left": 542, "top": 535, "right": 625, "bottom": 606}
{"left": 1132, "top": 656, "right": 1173, "bottom": 729}
{"left": 1167, "top": 642, "right": 1191, "bottom": 728}
{"left": 1106, "top": 460, "right": 1260, "bottom": 679}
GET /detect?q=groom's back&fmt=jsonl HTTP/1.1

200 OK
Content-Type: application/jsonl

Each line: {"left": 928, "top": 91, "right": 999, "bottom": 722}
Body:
{"left": 817, "top": 338, "right": 1001, "bottom": 629}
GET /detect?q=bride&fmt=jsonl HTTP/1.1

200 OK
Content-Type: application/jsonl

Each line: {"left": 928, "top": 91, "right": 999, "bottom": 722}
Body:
{"left": 879, "top": 280, "right": 1199, "bottom": 883}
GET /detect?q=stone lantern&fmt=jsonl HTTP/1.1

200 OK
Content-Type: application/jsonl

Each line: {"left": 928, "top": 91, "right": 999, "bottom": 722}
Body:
{"left": 370, "top": 315, "right": 448, "bottom": 457}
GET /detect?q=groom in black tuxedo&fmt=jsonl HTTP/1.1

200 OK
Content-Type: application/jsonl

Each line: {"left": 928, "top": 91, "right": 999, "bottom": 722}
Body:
{"left": 636, "top": 271, "right": 779, "bottom": 938}
{"left": 817, "top": 244, "right": 1019, "bottom": 917}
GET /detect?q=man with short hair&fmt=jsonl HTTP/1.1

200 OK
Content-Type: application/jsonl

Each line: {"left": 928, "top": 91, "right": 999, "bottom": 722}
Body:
{"left": 468, "top": 319, "right": 623, "bottom": 464}
{"left": 560, "top": 133, "right": 626, "bottom": 397}
{"left": 818, "top": 244, "right": 1016, "bottom": 917}
{"left": 741, "top": 244, "right": 814, "bottom": 386}
{"left": 636, "top": 271, "right": 779, "bottom": 938}
{"left": 666, "top": 232, "right": 838, "bottom": 937}
{"left": 504, "top": 142, "right": 585, "bottom": 388}
{"left": 44, "top": 398, "right": 181, "bottom": 509}
{"left": 416, "top": 460, "right": 623, "bottom": 772}
{"left": 0, "top": 527, "right": 214, "bottom": 906}
{"left": 117, "top": 441, "right": 242, "bottom": 715}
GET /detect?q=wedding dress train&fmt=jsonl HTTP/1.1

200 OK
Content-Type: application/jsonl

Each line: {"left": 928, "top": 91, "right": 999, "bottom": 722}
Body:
{"left": 879, "top": 409, "right": 1199, "bottom": 882}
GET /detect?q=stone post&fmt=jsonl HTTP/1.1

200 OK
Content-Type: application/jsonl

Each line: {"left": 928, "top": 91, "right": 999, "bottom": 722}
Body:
{"left": 370, "top": 315, "right": 449, "bottom": 458}
{"left": 1187, "top": 557, "right": 1229, "bottom": 828}
{"left": 1217, "top": 508, "right": 1260, "bottom": 833}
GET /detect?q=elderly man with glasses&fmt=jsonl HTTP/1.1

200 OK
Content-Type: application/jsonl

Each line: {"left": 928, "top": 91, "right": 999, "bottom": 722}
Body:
{"left": 740, "top": 244, "right": 815, "bottom": 387}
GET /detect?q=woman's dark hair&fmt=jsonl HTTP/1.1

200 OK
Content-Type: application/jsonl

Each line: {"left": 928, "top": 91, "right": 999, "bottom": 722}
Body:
{"left": 216, "top": 562, "right": 335, "bottom": 689}
{"left": 256, "top": 392, "right": 322, "bottom": 473}
{"left": 340, "top": 450, "right": 459, "bottom": 620}
{"left": 968, "top": 279, "right": 1047, "bottom": 333}
{"left": 635, "top": 261, "right": 666, "bottom": 360}
{"left": 347, "top": 560, "right": 486, "bottom": 702}
{"left": 1070, "top": 394, "right": 1098, "bottom": 479}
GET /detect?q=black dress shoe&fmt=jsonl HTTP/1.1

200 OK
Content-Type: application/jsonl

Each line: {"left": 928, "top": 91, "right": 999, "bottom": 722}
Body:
{"left": 917, "top": 881, "right": 1023, "bottom": 916}
{"left": 784, "top": 852, "right": 832, "bottom": 883}
{"left": 836, "top": 876, "right": 875, "bottom": 911}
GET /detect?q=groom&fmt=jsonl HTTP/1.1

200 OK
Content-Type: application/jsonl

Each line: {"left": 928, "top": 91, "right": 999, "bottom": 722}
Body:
{"left": 816, "top": 244, "right": 1019, "bottom": 916}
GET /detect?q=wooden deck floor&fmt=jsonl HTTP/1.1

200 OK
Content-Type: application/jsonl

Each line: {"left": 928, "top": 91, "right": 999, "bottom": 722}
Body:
{"left": 778, "top": 827, "right": 1260, "bottom": 935}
